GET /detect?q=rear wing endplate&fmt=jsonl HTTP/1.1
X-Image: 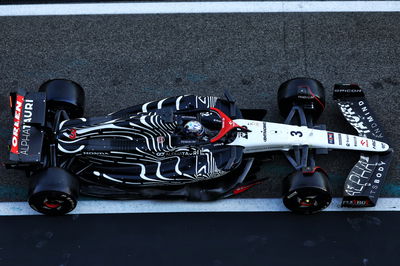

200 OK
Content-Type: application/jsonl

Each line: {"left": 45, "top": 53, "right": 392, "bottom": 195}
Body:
{"left": 8, "top": 89, "right": 47, "bottom": 163}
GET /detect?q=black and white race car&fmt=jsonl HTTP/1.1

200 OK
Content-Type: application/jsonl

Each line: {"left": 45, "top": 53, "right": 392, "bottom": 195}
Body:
{"left": 6, "top": 78, "right": 393, "bottom": 215}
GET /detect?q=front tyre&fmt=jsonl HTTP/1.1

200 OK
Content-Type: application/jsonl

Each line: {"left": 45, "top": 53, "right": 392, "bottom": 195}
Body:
{"left": 282, "top": 169, "right": 332, "bottom": 214}
{"left": 278, "top": 77, "right": 325, "bottom": 120}
{"left": 28, "top": 167, "right": 79, "bottom": 215}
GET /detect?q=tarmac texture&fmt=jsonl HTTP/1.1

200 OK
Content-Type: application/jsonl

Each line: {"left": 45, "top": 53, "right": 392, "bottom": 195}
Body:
{"left": 1, "top": 212, "right": 400, "bottom": 266}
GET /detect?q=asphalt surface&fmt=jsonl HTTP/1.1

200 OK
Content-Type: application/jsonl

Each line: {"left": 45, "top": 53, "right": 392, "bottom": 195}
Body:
{"left": 0, "top": 13, "right": 399, "bottom": 201}
{"left": 1, "top": 211, "right": 400, "bottom": 266}
{"left": 3, "top": 0, "right": 394, "bottom": 4}
{"left": 2, "top": 0, "right": 397, "bottom": 3}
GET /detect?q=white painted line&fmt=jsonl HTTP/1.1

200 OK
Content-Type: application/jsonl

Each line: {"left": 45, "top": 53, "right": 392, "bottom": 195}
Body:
{"left": 1, "top": 1, "right": 400, "bottom": 16}
{"left": 0, "top": 198, "right": 399, "bottom": 216}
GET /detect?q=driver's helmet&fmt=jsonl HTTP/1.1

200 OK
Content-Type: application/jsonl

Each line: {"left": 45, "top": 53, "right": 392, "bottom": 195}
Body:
{"left": 183, "top": 120, "right": 205, "bottom": 136}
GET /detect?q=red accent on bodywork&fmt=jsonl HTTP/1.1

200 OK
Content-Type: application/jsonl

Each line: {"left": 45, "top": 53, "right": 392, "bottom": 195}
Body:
{"left": 210, "top": 107, "right": 246, "bottom": 143}
{"left": 361, "top": 139, "right": 368, "bottom": 147}
{"left": 233, "top": 182, "right": 262, "bottom": 195}
{"left": 68, "top": 128, "right": 77, "bottom": 140}
{"left": 299, "top": 85, "right": 325, "bottom": 111}
{"left": 303, "top": 166, "right": 327, "bottom": 176}
{"left": 10, "top": 95, "right": 25, "bottom": 154}
{"left": 307, "top": 86, "right": 325, "bottom": 111}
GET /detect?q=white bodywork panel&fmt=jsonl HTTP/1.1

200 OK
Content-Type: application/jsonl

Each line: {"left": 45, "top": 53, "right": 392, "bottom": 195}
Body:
{"left": 229, "top": 119, "right": 389, "bottom": 154}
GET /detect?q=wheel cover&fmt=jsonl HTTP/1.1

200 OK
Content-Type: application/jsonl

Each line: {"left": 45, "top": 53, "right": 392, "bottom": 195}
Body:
{"left": 29, "top": 191, "right": 77, "bottom": 215}
{"left": 298, "top": 196, "right": 317, "bottom": 207}
{"left": 284, "top": 187, "right": 331, "bottom": 214}
{"left": 43, "top": 198, "right": 63, "bottom": 209}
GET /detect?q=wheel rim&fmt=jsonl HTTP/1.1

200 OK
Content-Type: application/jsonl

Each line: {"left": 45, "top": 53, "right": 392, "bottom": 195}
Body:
{"left": 43, "top": 198, "right": 63, "bottom": 209}
{"left": 283, "top": 187, "right": 331, "bottom": 214}
{"left": 299, "top": 197, "right": 317, "bottom": 207}
{"left": 29, "top": 191, "right": 77, "bottom": 215}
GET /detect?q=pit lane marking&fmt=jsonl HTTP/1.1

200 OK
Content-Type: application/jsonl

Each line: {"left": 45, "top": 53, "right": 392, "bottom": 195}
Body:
{"left": 1, "top": 1, "right": 400, "bottom": 16}
{"left": 1, "top": 198, "right": 399, "bottom": 216}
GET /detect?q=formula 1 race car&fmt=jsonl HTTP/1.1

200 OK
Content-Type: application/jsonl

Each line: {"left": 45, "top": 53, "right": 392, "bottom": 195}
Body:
{"left": 5, "top": 78, "right": 393, "bottom": 215}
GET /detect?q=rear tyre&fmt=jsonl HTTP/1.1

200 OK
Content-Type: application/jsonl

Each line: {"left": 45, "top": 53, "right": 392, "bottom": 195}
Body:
{"left": 28, "top": 167, "right": 79, "bottom": 215}
{"left": 282, "top": 168, "right": 332, "bottom": 214}
{"left": 39, "top": 79, "right": 85, "bottom": 118}
{"left": 278, "top": 78, "right": 325, "bottom": 120}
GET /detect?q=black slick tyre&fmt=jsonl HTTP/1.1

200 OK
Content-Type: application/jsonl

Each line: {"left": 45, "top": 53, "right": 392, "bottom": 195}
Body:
{"left": 278, "top": 77, "right": 325, "bottom": 120}
{"left": 282, "top": 168, "right": 332, "bottom": 214}
{"left": 28, "top": 167, "right": 79, "bottom": 215}
{"left": 39, "top": 79, "right": 85, "bottom": 118}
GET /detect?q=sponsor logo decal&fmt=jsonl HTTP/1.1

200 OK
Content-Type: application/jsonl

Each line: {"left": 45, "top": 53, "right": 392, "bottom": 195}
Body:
{"left": 353, "top": 136, "right": 357, "bottom": 147}
{"left": 335, "top": 88, "right": 363, "bottom": 94}
{"left": 327, "top": 132, "right": 335, "bottom": 144}
{"left": 346, "top": 135, "right": 350, "bottom": 147}
{"left": 157, "top": 136, "right": 165, "bottom": 144}
{"left": 262, "top": 122, "right": 267, "bottom": 142}
{"left": 200, "top": 112, "right": 212, "bottom": 117}
{"left": 238, "top": 125, "right": 248, "bottom": 139}
{"left": 297, "top": 95, "right": 313, "bottom": 99}
{"left": 359, "top": 101, "right": 384, "bottom": 139}
{"left": 156, "top": 150, "right": 202, "bottom": 157}
{"left": 83, "top": 151, "right": 109, "bottom": 155}
{"left": 338, "top": 133, "right": 342, "bottom": 145}
{"left": 342, "top": 199, "right": 371, "bottom": 207}
{"left": 68, "top": 128, "right": 77, "bottom": 140}
{"left": 339, "top": 101, "right": 384, "bottom": 139}
{"left": 360, "top": 139, "right": 368, "bottom": 147}
{"left": 19, "top": 99, "right": 34, "bottom": 155}
{"left": 344, "top": 155, "right": 374, "bottom": 196}
{"left": 11, "top": 95, "right": 25, "bottom": 154}
{"left": 344, "top": 156, "right": 386, "bottom": 199}
{"left": 247, "top": 121, "right": 259, "bottom": 126}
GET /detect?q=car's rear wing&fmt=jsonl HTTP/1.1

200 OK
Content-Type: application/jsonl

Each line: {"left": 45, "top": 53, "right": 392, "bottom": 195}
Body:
{"left": 7, "top": 89, "right": 47, "bottom": 165}
{"left": 334, "top": 84, "right": 394, "bottom": 207}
